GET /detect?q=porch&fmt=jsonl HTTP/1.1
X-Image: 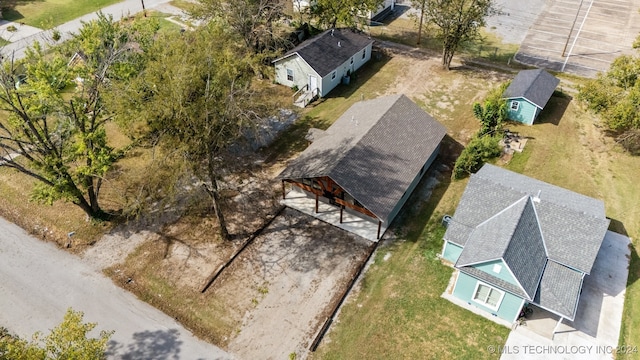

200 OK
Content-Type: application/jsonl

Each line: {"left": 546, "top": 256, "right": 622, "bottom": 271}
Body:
{"left": 281, "top": 188, "right": 386, "bottom": 242}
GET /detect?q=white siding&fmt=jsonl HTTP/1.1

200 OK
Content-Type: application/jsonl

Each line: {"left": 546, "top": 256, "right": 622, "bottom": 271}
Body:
{"left": 370, "top": 0, "right": 395, "bottom": 19}
{"left": 274, "top": 55, "right": 321, "bottom": 94}
{"left": 275, "top": 42, "right": 372, "bottom": 98}
{"left": 319, "top": 43, "right": 373, "bottom": 97}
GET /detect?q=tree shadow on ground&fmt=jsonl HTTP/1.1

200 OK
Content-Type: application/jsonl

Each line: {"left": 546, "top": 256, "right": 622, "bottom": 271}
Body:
{"left": 107, "top": 329, "right": 187, "bottom": 360}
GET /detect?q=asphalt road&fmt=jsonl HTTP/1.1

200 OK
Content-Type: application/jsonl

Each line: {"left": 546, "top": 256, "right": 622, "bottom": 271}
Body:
{"left": 1, "top": 0, "right": 174, "bottom": 60}
{"left": 0, "top": 216, "right": 232, "bottom": 359}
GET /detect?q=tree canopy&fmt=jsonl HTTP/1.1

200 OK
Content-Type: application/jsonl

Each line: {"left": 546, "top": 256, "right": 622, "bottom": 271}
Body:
{"left": 0, "top": 13, "right": 159, "bottom": 220}
{"left": 0, "top": 308, "right": 113, "bottom": 359}
{"left": 311, "top": 0, "right": 383, "bottom": 29}
{"left": 192, "top": 0, "right": 287, "bottom": 58}
{"left": 422, "top": 0, "right": 497, "bottom": 70}
{"left": 111, "top": 23, "right": 263, "bottom": 239}
{"left": 578, "top": 36, "right": 640, "bottom": 154}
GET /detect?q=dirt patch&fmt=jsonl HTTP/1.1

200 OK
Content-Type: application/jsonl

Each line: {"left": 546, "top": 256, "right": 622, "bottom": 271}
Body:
{"left": 212, "top": 208, "right": 372, "bottom": 359}
{"left": 87, "top": 44, "right": 517, "bottom": 358}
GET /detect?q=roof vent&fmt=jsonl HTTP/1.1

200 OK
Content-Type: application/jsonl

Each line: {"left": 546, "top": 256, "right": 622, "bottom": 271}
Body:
{"left": 532, "top": 190, "right": 541, "bottom": 203}
{"left": 338, "top": 41, "right": 341, "bottom": 47}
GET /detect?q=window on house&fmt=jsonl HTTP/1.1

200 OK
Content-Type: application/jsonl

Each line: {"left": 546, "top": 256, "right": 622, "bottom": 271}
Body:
{"left": 331, "top": 71, "right": 337, "bottom": 80}
{"left": 362, "top": 49, "right": 366, "bottom": 59}
{"left": 492, "top": 264, "right": 502, "bottom": 273}
{"left": 286, "top": 68, "right": 294, "bottom": 82}
{"left": 350, "top": 57, "right": 354, "bottom": 64}
{"left": 473, "top": 283, "right": 504, "bottom": 310}
{"left": 510, "top": 101, "right": 519, "bottom": 111}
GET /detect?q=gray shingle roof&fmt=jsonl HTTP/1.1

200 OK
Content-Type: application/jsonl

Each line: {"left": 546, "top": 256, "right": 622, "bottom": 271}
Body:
{"left": 502, "top": 69, "right": 560, "bottom": 109}
{"left": 276, "top": 28, "right": 374, "bottom": 77}
{"left": 278, "top": 94, "right": 447, "bottom": 223}
{"left": 534, "top": 261, "right": 583, "bottom": 320}
{"left": 445, "top": 164, "right": 609, "bottom": 273}
{"left": 457, "top": 197, "right": 547, "bottom": 299}
{"left": 446, "top": 164, "right": 609, "bottom": 319}
{"left": 460, "top": 266, "right": 527, "bottom": 299}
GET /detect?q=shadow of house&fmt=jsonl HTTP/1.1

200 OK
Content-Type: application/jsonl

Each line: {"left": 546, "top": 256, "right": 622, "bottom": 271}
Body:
{"left": 441, "top": 164, "right": 611, "bottom": 337}
{"left": 278, "top": 94, "right": 447, "bottom": 240}
{"left": 534, "top": 91, "right": 571, "bottom": 126}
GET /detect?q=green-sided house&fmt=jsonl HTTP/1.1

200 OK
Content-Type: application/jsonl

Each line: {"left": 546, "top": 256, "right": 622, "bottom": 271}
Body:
{"left": 441, "top": 164, "right": 609, "bottom": 325}
{"left": 502, "top": 69, "right": 559, "bottom": 125}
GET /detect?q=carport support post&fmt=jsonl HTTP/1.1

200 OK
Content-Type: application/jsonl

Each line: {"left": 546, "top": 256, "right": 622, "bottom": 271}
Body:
{"left": 552, "top": 317, "right": 563, "bottom": 340}
{"left": 315, "top": 193, "right": 319, "bottom": 213}
{"left": 377, "top": 220, "right": 381, "bottom": 239}
{"left": 281, "top": 180, "right": 286, "bottom": 200}
{"left": 340, "top": 206, "right": 343, "bottom": 223}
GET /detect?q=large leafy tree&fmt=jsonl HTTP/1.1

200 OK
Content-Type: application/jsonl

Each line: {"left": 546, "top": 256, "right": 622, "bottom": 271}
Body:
{"left": 423, "top": 0, "right": 497, "bottom": 70}
{"left": 0, "top": 308, "right": 113, "bottom": 359}
{"left": 0, "top": 13, "right": 157, "bottom": 220}
{"left": 112, "top": 24, "right": 261, "bottom": 240}
{"left": 578, "top": 39, "right": 640, "bottom": 154}
{"left": 192, "top": 0, "right": 286, "bottom": 57}
{"left": 311, "top": 0, "right": 383, "bottom": 29}
{"left": 473, "top": 83, "right": 507, "bottom": 136}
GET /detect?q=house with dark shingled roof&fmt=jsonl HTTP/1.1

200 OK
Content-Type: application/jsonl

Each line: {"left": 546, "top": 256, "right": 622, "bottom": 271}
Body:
{"left": 278, "top": 94, "right": 446, "bottom": 239}
{"left": 273, "top": 28, "right": 374, "bottom": 107}
{"left": 502, "top": 69, "right": 560, "bottom": 125}
{"left": 441, "top": 164, "right": 609, "bottom": 325}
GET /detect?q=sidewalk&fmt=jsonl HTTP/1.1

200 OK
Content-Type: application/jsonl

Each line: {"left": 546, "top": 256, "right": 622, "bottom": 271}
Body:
{"left": 0, "top": 0, "right": 174, "bottom": 59}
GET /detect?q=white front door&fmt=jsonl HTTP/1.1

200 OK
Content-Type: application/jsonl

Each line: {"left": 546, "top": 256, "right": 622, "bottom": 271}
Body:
{"left": 308, "top": 75, "right": 317, "bottom": 93}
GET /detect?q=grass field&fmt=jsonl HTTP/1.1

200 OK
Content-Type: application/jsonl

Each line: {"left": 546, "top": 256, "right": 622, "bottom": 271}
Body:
{"left": 2, "top": 0, "right": 122, "bottom": 29}
{"left": 369, "top": 18, "right": 522, "bottom": 68}
{"left": 309, "top": 76, "right": 640, "bottom": 358}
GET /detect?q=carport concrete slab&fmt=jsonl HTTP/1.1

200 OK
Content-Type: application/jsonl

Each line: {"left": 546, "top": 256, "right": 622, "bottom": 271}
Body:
{"left": 281, "top": 188, "right": 386, "bottom": 242}
{"left": 501, "top": 231, "right": 631, "bottom": 360}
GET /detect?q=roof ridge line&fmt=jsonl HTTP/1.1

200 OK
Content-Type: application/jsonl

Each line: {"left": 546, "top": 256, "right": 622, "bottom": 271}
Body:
{"left": 329, "top": 94, "right": 403, "bottom": 185}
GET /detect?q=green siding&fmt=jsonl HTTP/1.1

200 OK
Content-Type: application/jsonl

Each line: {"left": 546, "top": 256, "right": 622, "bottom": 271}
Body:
{"left": 453, "top": 272, "right": 523, "bottom": 322}
{"left": 473, "top": 260, "right": 518, "bottom": 286}
{"left": 442, "top": 241, "right": 463, "bottom": 263}
{"left": 506, "top": 98, "right": 538, "bottom": 125}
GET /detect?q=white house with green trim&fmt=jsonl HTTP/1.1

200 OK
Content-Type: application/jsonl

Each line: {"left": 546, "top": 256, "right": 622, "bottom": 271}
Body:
{"left": 502, "top": 69, "right": 559, "bottom": 125}
{"left": 441, "top": 164, "right": 609, "bottom": 325}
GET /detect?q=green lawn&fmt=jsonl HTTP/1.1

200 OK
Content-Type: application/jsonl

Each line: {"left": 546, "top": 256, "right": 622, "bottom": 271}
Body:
{"left": 313, "top": 176, "right": 509, "bottom": 359}
{"left": 2, "top": 0, "right": 122, "bottom": 29}
{"left": 304, "top": 43, "right": 640, "bottom": 358}
{"left": 369, "top": 18, "right": 522, "bottom": 68}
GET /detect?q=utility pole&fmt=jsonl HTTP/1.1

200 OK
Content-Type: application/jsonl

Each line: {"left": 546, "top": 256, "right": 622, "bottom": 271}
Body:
{"left": 562, "top": 0, "right": 584, "bottom": 57}
{"left": 141, "top": 0, "right": 147, "bottom": 17}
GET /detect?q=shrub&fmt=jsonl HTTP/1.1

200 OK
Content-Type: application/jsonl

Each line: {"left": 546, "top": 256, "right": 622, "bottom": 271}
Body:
{"left": 6, "top": 25, "right": 17, "bottom": 32}
{"left": 452, "top": 135, "right": 502, "bottom": 179}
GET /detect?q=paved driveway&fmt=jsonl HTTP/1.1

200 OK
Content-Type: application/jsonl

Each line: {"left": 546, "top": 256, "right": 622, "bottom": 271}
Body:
{"left": 501, "top": 231, "right": 631, "bottom": 360}
{"left": 514, "top": 0, "right": 640, "bottom": 77}
{"left": 0, "top": 217, "right": 231, "bottom": 360}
